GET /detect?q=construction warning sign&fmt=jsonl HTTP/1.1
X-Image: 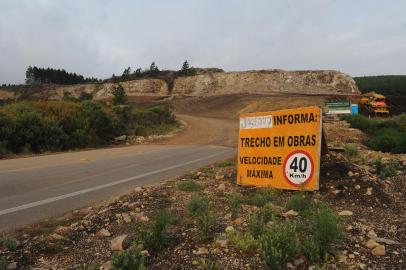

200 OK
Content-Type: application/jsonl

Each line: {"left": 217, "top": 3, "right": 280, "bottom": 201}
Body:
{"left": 237, "top": 106, "right": 322, "bottom": 190}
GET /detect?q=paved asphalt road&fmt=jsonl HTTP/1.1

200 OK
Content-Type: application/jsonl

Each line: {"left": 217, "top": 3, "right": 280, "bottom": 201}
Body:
{"left": 0, "top": 145, "right": 235, "bottom": 232}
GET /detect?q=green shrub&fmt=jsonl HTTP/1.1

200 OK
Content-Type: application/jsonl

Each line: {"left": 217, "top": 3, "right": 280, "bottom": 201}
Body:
{"left": 2, "top": 237, "right": 17, "bottom": 251}
{"left": 302, "top": 236, "right": 321, "bottom": 263}
{"left": 112, "top": 84, "right": 128, "bottom": 105}
{"left": 286, "top": 192, "right": 314, "bottom": 216}
{"left": 143, "top": 210, "right": 173, "bottom": 251}
{"left": 187, "top": 195, "right": 215, "bottom": 240}
{"left": 79, "top": 91, "right": 93, "bottom": 101}
{"left": 309, "top": 205, "right": 343, "bottom": 260}
{"left": 86, "top": 261, "right": 100, "bottom": 270}
{"left": 228, "top": 192, "right": 243, "bottom": 219}
{"left": 217, "top": 159, "right": 235, "bottom": 168}
{"left": 0, "top": 257, "right": 7, "bottom": 270}
{"left": 343, "top": 114, "right": 406, "bottom": 154}
{"left": 32, "top": 237, "right": 63, "bottom": 254}
{"left": 260, "top": 203, "right": 276, "bottom": 223}
{"left": 248, "top": 213, "right": 265, "bottom": 238}
{"left": 372, "top": 159, "right": 402, "bottom": 179}
{"left": 244, "top": 189, "right": 274, "bottom": 207}
{"left": 226, "top": 231, "right": 257, "bottom": 252}
{"left": 111, "top": 243, "right": 145, "bottom": 270}
{"left": 196, "top": 258, "right": 218, "bottom": 270}
{"left": 260, "top": 221, "right": 300, "bottom": 270}
{"left": 344, "top": 143, "right": 359, "bottom": 160}
{"left": 176, "top": 180, "right": 203, "bottom": 192}
{"left": 187, "top": 195, "right": 210, "bottom": 217}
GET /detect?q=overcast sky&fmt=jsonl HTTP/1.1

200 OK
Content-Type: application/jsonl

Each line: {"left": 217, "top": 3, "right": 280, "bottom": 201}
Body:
{"left": 1, "top": 0, "right": 405, "bottom": 84}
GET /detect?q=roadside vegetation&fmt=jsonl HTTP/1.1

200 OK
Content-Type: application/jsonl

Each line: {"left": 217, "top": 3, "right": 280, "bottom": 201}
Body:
{"left": 354, "top": 75, "right": 406, "bottom": 96}
{"left": 0, "top": 89, "right": 177, "bottom": 158}
{"left": 342, "top": 114, "right": 406, "bottom": 154}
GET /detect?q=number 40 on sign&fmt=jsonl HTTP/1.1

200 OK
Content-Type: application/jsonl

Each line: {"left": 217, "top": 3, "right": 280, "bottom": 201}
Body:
{"left": 237, "top": 106, "right": 322, "bottom": 191}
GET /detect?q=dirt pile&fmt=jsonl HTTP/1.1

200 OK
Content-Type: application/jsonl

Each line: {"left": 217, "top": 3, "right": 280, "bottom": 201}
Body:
{"left": 0, "top": 69, "right": 359, "bottom": 101}
{"left": 172, "top": 70, "right": 359, "bottom": 96}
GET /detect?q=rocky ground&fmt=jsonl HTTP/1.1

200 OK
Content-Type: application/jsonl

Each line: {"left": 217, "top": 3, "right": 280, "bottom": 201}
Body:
{"left": 0, "top": 121, "right": 405, "bottom": 270}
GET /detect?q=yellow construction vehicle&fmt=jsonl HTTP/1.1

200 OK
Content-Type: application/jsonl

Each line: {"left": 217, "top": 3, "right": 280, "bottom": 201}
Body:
{"left": 359, "top": 91, "right": 390, "bottom": 116}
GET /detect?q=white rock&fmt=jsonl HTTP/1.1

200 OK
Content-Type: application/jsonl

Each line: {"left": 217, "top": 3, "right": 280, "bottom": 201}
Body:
{"left": 366, "top": 187, "right": 373, "bottom": 196}
{"left": 97, "top": 229, "right": 111, "bottom": 237}
{"left": 371, "top": 245, "right": 385, "bottom": 256}
{"left": 367, "top": 230, "right": 378, "bottom": 239}
{"left": 338, "top": 210, "right": 353, "bottom": 216}
{"left": 110, "top": 235, "right": 130, "bottom": 251}
{"left": 225, "top": 226, "right": 235, "bottom": 232}
{"left": 284, "top": 210, "right": 299, "bottom": 217}
{"left": 134, "top": 187, "right": 143, "bottom": 192}
{"left": 195, "top": 247, "right": 209, "bottom": 255}
{"left": 217, "top": 183, "right": 226, "bottom": 191}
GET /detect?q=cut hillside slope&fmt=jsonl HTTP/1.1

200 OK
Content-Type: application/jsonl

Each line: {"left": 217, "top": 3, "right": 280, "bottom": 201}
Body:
{"left": 0, "top": 69, "right": 359, "bottom": 101}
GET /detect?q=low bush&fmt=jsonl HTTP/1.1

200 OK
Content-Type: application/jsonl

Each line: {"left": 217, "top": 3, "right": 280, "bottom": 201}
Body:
{"left": 244, "top": 189, "right": 274, "bottom": 207}
{"left": 286, "top": 192, "right": 314, "bottom": 216}
{"left": 260, "top": 203, "right": 276, "bottom": 223}
{"left": 226, "top": 231, "right": 257, "bottom": 252}
{"left": 342, "top": 114, "right": 406, "bottom": 154}
{"left": 372, "top": 159, "right": 402, "bottom": 179}
{"left": 228, "top": 192, "right": 243, "bottom": 219}
{"left": 196, "top": 258, "right": 219, "bottom": 270}
{"left": 248, "top": 213, "right": 265, "bottom": 238}
{"left": 176, "top": 180, "right": 203, "bottom": 192}
{"left": 2, "top": 237, "right": 17, "bottom": 251}
{"left": 0, "top": 100, "right": 177, "bottom": 156}
{"left": 187, "top": 195, "right": 216, "bottom": 240}
{"left": 143, "top": 210, "right": 173, "bottom": 251}
{"left": 344, "top": 143, "right": 359, "bottom": 161}
{"left": 307, "top": 205, "right": 343, "bottom": 260}
{"left": 111, "top": 243, "right": 145, "bottom": 270}
{"left": 216, "top": 159, "right": 235, "bottom": 168}
{"left": 260, "top": 220, "right": 300, "bottom": 270}
{"left": 0, "top": 257, "right": 7, "bottom": 270}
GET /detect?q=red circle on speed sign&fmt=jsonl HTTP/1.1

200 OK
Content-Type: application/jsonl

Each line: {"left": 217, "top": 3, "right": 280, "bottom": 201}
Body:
{"left": 283, "top": 150, "right": 314, "bottom": 187}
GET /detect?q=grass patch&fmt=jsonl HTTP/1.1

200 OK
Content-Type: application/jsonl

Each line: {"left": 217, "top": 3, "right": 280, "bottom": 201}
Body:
{"left": 0, "top": 257, "right": 7, "bottom": 270}
{"left": 342, "top": 114, "right": 406, "bottom": 154}
{"left": 196, "top": 258, "right": 219, "bottom": 270}
{"left": 344, "top": 143, "right": 359, "bottom": 161}
{"left": 142, "top": 210, "right": 173, "bottom": 252}
{"left": 228, "top": 192, "right": 243, "bottom": 219}
{"left": 216, "top": 159, "right": 235, "bottom": 168}
{"left": 176, "top": 180, "right": 203, "bottom": 192}
{"left": 260, "top": 220, "right": 300, "bottom": 270}
{"left": 187, "top": 195, "right": 216, "bottom": 240}
{"left": 1, "top": 237, "right": 17, "bottom": 251}
{"left": 244, "top": 188, "right": 275, "bottom": 207}
{"left": 372, "top": 159, "right": 402, "bottom": 180}
{"left": 226, "top": 231, "right": 257, "bottom": 252}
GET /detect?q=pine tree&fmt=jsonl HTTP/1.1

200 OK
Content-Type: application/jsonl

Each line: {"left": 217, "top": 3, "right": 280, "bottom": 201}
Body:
{"left": 112, "top": 84, "right": 127, "bottom": 105}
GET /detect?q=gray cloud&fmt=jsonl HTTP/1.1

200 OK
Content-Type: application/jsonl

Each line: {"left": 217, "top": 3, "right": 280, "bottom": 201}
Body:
{"left": 0, "top": 0, "right": 405, "bottom": 84}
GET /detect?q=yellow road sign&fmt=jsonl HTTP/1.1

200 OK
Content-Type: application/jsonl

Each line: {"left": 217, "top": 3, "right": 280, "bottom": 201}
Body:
{"left": 237, "top": 106, "right": 322, "bottom": 190}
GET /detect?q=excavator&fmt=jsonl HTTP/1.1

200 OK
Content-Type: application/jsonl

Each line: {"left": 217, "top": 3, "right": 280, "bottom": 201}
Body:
{"left": 359, "top": 91, "right": 390, "bottom": 117}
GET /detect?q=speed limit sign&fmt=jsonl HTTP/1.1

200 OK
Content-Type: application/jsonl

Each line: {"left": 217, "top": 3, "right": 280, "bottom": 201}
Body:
{"left": 283, "top": 150, "right": 314, "bottom": 186}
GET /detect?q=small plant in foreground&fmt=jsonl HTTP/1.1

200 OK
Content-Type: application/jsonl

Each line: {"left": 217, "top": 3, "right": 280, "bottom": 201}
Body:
{"left": 260, "top": 203, "right": 276, "bottom": 223}
{"left": 196, "top": 258, "right": 218, "bottom": 270}
{"left": 248, "top": 213, "right": 265, "bottom": 238}
{"left": 2, "top": 237, "right": 17, "bottom": 251}
{"left": 0, "top": 257, "right": 7, "bottom": 270}
{"left": 286, "top": 192, "right": 313, "bottom": 215}
{"left": 310, "top": 205, "right": 343, "bottom": 260}
{"left": 176, "top": 180, "right": 203, "bottom": 192}
{"left": 228, "top": 192, "right": 243, "bottom": 219}
{"left": 372, "top": 159, "right": 401, "bottom": 180}
{"left": 86, "top": 261, "right": 100, "bottom": 270}
{"left": 226, "top": 231, "right": 257, "bottom": 252}
{"left": 260, "top": 220, "right": 300, "bottom": 270}
{"left": 111, "top": 243, "right": 145, "bottom": 270}
{"left": 143, "top": 210, "right": 173, "bottom": 251}
{"left": 217, "top": 159, "right": 235, "bottom": 168}
{"left": 187, "top": 195, "right": 216, "bottom": 240}
{"left": 244, "top": 188, "right": 274, "bottom": 207}
{"left": 344, "top": 143, "right": 359, "bottom": 161}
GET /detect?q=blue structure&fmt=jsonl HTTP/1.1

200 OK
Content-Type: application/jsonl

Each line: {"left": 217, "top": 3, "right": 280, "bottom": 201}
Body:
{"left": 351, "top": 104, "right": 359, "bottom": 115}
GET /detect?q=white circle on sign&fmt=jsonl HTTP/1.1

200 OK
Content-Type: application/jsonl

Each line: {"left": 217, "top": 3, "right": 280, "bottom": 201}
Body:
{"left": 283, "top": 150, "right": 314, "bottom": 186}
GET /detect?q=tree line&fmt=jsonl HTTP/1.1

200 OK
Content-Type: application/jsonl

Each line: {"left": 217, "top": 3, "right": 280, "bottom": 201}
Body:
{"left": 354, "top": 75, "right": 406, "bottom": 96}
{"left": 25, "top": 66, "right": 99, "bottom": 85}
